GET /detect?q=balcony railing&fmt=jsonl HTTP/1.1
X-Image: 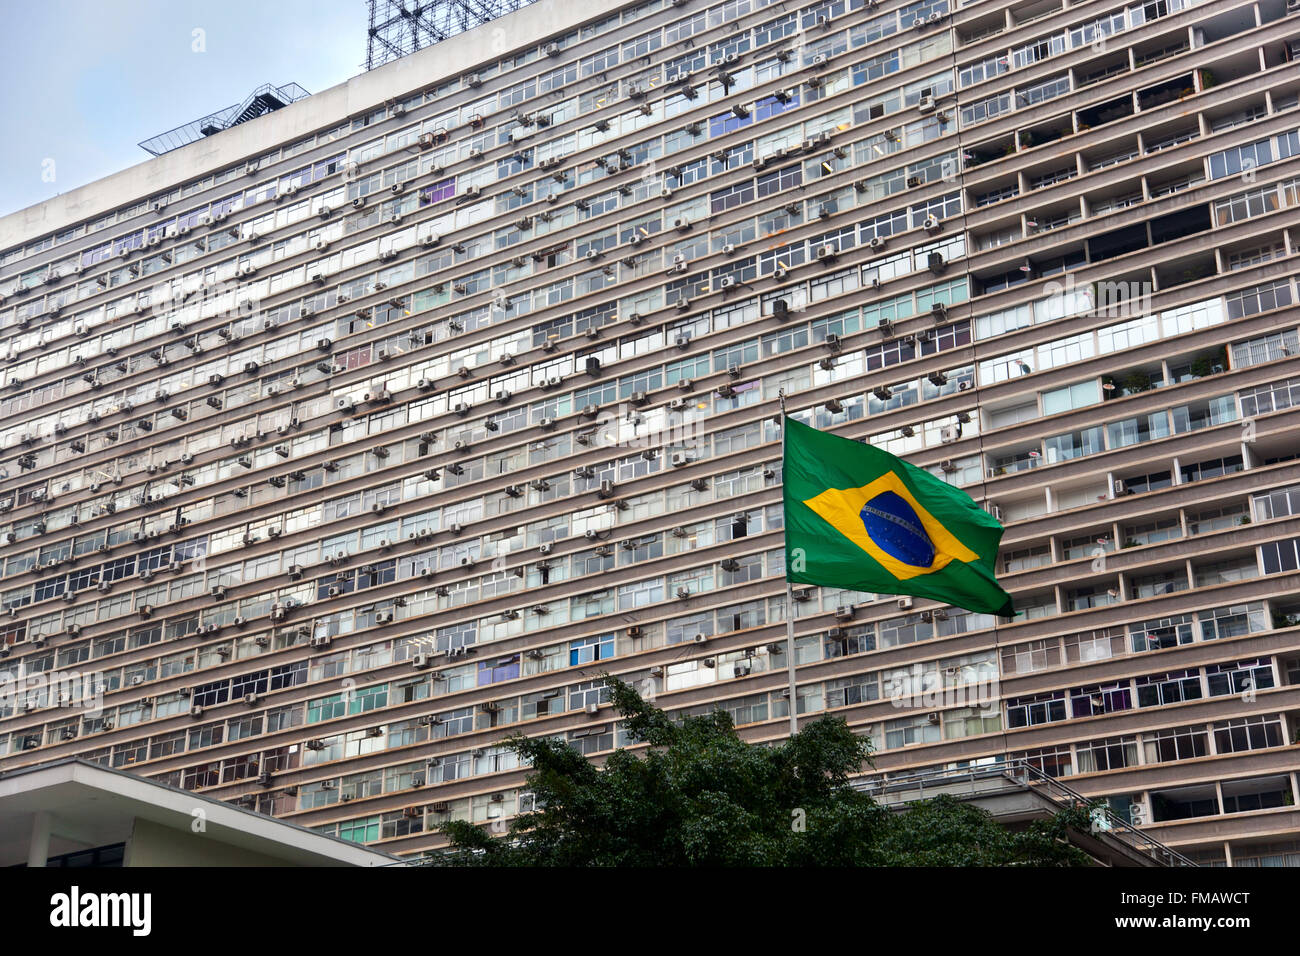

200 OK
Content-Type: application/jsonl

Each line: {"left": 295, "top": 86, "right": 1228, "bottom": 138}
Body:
{"left": 855, "top": 759, "right": 1198, "bottom": 866}
{"left": 987, "top": 454, "right": 1041, "bottom": 478}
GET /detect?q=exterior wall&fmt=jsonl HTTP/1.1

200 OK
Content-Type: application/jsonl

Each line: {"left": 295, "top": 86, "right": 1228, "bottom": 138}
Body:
{"left": 1, "top": 0, "right": 1299, "bottom": 866}
{"left": 124, "top": 816, "right": 298, "bottom": 866}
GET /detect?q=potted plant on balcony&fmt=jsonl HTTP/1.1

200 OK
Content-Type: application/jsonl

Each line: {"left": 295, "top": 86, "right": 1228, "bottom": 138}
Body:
{"left": 1190, "top": 347, "right": 1227, "bottom": 377}
{"left": 1121, "top": 371, "right": 1154, "bottom": 394}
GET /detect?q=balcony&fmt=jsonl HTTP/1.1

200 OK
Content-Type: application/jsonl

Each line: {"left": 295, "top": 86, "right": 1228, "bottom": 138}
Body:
{"left": 1136, "top": 73, "right": 1197, "bottom": 111}
{"left": 1150, "top": 783, "right": 1220, "bottom": 822}
{"left": 1043, "top": 426, "right": 1105, "bottom": 464}
{"left": 987, "top": 450, "right": 1042, "bottom": 478}
{"left": 1077, "top": 93, "right": 1134, "bottom": 130}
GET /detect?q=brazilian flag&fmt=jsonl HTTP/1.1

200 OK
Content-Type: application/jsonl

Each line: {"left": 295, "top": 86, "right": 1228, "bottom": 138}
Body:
{"left": 783, "top": 416, "right": 1014, "bottom": 618}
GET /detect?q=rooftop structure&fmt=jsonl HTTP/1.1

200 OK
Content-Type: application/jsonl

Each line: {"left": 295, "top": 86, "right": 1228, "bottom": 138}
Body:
{"left": 139, "top": 84, "right": 312, "bottom": 157}
{"left": 365, "top": 0, "right": 542, "bottom": 70}
{"left": 0, "top": 757, "right": 401, "bottom": 866}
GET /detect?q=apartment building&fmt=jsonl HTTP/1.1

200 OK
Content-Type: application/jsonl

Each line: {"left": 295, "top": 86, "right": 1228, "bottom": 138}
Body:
{"left": 1, "top": 0, "right": 1299, "bottom": 865}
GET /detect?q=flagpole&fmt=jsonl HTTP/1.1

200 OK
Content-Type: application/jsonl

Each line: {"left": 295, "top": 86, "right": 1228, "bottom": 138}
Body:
{"left": 779, "top": 391, "right": 798, "bottom": 737}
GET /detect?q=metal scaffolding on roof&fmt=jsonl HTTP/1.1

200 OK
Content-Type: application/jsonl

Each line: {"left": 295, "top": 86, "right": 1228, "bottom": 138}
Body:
{"left": 138, "top": 83, "right": 312, "bottom": 156}
{"left": 365, "top": 0, "right": 541, "bottom": 70}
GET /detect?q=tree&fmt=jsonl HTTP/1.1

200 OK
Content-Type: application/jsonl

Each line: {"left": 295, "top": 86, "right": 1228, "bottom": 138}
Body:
{"left": 434, "top": 677, "right": 1093, "bottom": 866}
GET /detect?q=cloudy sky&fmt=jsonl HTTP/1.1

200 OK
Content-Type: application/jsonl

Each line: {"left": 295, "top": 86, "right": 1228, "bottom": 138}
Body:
{"left": 0, "top": 0, "right": 365, "bottom": 218}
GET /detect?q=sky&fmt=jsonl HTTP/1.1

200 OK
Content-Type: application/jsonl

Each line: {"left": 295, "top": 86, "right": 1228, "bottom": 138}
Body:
{"left": 0, "top": 0, "right": 366, "bottom": 220}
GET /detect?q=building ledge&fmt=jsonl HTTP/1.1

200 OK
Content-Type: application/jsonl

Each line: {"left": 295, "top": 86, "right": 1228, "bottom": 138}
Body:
{"left": 0, "top": 757, "right": 404, "bottom": 867}
{"left": 854, "top": 760, "right": 1197, "bottom": 867}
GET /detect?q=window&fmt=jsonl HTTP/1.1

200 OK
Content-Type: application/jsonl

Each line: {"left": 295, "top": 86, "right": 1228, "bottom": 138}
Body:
{"left": 1208, "top": 138, "right": 1273, "bottom": 180}
{"left": 1213, "top": 716, "right": 1283, "bottom": 754}
{"left": 943, "top": 706, "right": 1001, "bottom": 739}
{"left": 1143, "top": 726, "right": 1209, "bottom": 763}
{"left": 1199, "top": 602, "right": 1267, "bottom": 641}
{"left": 569, "top": 633, "right": 613, "bottom": 666}
{"left": 1006, "top": 693, "right": 1066, "bottom": 728}
{"left": 1077, "top": 736, "right": 1138, "bottom": 773}
{"left": 1017, "top": 745, "right": 1072, "bottom": 777}
{"left": 569, "top": 680, "right": 610, "bottom": 710}
{"left": 1206, "top": 659, "right": 1274, "bottom": 697}
{"left": 1070, "top": 683, "right": 1131, "bottom": 718}
{"left": 1261, "top": 537, "right": 1300, "bottom": 574}
{"left": 884, "top": 714, "right": 942, "bottom": 748}
{"left": 1135, "top": 670, "right": 1201, "bottom": 707}
{"left": 477, "top": 656, "right": 520, "bottom": 686}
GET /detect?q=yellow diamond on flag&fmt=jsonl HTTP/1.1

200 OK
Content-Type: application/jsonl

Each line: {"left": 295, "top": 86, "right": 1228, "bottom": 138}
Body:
{"left": 802, "top": 470, "right": 980, "bottom": 582}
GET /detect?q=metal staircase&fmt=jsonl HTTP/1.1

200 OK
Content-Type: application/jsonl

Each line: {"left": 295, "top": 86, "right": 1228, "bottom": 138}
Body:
{"left": 139, "top": 83, "right": 311, "bottom": 156}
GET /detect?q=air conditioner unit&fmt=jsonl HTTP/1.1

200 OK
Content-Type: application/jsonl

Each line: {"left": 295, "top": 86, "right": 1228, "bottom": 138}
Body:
{"left": 897, "top": 597, "right": 914, "bottom": 610}
{"left": 922, "top": 216, "right": 942, "bottom": 234}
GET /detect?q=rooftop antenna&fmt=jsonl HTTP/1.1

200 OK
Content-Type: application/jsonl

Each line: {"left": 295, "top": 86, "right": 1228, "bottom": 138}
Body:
{"left": 365, "top": 0, "right": 542, "bottom": 70}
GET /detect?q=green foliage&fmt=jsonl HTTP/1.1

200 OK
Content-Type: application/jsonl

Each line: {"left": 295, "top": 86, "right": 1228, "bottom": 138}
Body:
{"left": 1121, "top": 371, "right": 1153, "bottom": 394}
{"left": 1189, "top": 348, "right": 1226, "bottom": 378}
{"left": 433, "top": 678, "right": 1094, "bottom": 867}
{"left": 875, "top": 795, "right": 1094, "bottom": 867}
